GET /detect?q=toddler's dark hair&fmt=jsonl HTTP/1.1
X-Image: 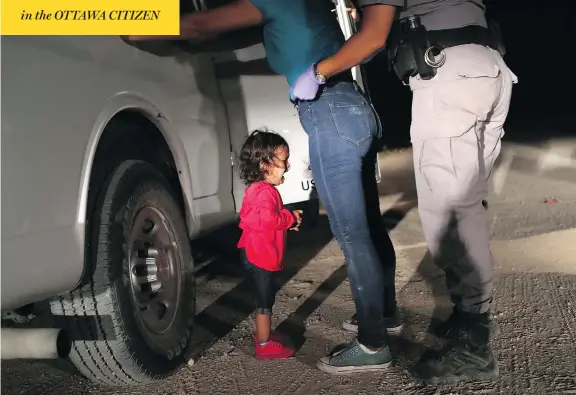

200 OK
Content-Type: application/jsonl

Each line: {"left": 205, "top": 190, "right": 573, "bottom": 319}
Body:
{"left": 238, "top": 129, "right": 288, "bottom": 185}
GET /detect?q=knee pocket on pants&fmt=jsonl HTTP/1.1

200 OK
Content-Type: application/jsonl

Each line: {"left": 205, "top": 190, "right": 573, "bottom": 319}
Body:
{"left": 328, "top": 100, "right": 372, "bottom": 145}
{"left": 417, "top": 137, "right": 481, "bottom": 204}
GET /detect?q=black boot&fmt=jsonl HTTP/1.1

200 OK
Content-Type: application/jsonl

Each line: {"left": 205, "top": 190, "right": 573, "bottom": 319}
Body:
{"left": 434, "top": 309, "right": 500, "bottom": 340}
{"left": 433, "top": 309, "right": 463, "bottom": 339}
{"left": 410, "top": 312, "right": 498, "bottom": 385}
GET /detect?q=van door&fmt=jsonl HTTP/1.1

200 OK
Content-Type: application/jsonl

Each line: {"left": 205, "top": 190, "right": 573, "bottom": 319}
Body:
{"left": 125, "top": 6, "right": 239, "bottom": 233}
{"left": 211, "top": 31, "right": 316, "bottom": 209}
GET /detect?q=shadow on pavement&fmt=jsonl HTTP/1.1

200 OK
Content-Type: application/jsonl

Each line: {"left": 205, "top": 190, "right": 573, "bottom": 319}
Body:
{"left": 377, "top": 149, "right": 418, "bottom": 231}
{"left": 187, "top": 216, "right": 335, "bottom": 361}
{"left": 187, "top": 143, "right": 424, "bottom": 362}
{"left": 275, "top": 264, "right": 348, "bottom": 352}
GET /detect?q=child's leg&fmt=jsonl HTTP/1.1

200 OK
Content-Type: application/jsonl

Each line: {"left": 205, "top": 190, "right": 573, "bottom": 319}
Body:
{"left": 251, "top": 266, "right": 276, "bottom": 343}
{"left": 240, "top": 250, "right": 293, "bottom": 359}
{"left": 241, "top": 251, "right": 276, "bottom": 343}
{"left": 255, "top": 314, "right": 271, "bottom": 344}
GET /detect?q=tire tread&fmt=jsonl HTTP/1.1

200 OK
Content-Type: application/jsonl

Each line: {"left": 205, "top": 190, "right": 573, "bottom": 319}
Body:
{"left": 50, "top": 160, "right": 191, "bottom": 386}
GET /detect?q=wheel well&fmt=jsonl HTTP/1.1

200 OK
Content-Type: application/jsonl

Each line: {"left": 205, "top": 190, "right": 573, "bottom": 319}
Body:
{"left": 88, "top": 109, "right": 186, "bottom": 224}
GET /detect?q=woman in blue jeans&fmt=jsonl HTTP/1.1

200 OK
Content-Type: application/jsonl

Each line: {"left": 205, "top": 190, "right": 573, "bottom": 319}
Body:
{"left": 130, "top": 0, "right": 399, "bottom": 374}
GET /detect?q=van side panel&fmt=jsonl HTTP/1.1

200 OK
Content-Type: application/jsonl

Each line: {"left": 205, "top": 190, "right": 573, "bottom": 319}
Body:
{"left": 1, "top": 36, "right": 234, "bottom": 310}
{"left": 215, "top": 44, "right": 315, "bottom": 209}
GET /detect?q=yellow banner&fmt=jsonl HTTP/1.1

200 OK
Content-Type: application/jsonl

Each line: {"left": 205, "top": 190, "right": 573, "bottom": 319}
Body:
{"left": 1, "top": 0, "right": 180, "bottom": 35}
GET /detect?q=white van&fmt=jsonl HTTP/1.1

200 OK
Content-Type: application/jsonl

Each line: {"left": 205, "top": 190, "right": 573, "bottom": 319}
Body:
{"left": 1, "top": 0, "right": 366, "bottom": 386}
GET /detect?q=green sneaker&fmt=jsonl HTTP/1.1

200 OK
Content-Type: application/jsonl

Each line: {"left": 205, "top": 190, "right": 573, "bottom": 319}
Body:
{"left": 317, "top": 338, "right": 392, "bottom": 374}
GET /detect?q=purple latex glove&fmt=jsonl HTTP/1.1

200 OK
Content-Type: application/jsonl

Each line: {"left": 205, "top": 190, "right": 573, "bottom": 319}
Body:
{"left": 290, "top": 65, "right": 324, "bottom": 101}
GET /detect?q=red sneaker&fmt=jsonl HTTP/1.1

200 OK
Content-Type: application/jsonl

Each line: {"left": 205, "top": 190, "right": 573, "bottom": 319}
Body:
{"left": 255, "top": 339, "right": 295, "bottom": 360}
{"left": 253, "top": 331, "right": 287, "bottom": 345}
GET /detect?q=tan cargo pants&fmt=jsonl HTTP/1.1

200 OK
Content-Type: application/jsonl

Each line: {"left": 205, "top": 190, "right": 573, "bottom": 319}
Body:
{"left": 409, "top": 44, "right": 517, "bottom": 314}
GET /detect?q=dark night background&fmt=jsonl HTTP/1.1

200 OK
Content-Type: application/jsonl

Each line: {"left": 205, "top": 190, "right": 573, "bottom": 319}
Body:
{"left": 364, "top": 3, "right": 575, "bottom": 150}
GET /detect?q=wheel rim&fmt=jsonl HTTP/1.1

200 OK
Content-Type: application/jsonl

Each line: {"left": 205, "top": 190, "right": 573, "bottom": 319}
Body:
{"left": 128, "top": 206, "right": 181, "bottom": 337}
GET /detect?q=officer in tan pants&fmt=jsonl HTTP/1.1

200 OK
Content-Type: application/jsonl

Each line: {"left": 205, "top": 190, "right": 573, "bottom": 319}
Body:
{"left": 294, "top": 0, "right": 518, "bottom": 384}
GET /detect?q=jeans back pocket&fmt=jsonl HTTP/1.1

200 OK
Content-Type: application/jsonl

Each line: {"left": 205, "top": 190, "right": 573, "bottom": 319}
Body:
{"left": 328, "top": 98, "right": 373, "bottom": 146}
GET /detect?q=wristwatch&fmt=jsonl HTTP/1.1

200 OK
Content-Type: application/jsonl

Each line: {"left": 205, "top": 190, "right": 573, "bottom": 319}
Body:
{"left": 313, "top": 63, "right": 327, "bottom": 84}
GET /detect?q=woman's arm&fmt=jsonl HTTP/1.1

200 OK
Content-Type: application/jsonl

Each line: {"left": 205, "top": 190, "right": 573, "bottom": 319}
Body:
{"left": 316, "top": 1, "right": 400, "bottom": 78}
{"left": 128, "top": 0, "right": 264, "bottom": 41}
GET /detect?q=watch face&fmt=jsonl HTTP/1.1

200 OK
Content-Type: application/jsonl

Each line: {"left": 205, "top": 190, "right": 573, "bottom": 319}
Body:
{"left": 314, "top": 65, "right": 326, "bottom": 82}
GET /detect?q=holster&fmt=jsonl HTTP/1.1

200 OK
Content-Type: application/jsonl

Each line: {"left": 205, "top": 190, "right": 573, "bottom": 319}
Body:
{"left": 388, "top": 18, "right": 436, "bottom": 82}
{"left": 387, "top": 18, "right": 506, "bottom": 85}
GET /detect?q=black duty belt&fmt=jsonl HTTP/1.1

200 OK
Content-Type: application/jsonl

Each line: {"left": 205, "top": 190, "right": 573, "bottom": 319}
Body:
{"left": 388, "top": 17, "right": 506, "bottom": 84}
{"left": 425, "top": 25, "right": 495, "bottom": 51}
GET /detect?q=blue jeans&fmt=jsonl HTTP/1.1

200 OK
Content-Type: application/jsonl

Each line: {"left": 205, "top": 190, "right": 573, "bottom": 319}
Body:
{"left": 297, "top": 81, "right": 396, "bottom": 348}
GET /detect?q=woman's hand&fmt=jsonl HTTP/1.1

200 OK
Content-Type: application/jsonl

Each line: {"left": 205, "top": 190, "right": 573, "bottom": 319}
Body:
{"left": 290, "top": 65, "right": 322, "bottom": 101}
{"left": 347, "top": 7, "right": 359, "bottom": 22}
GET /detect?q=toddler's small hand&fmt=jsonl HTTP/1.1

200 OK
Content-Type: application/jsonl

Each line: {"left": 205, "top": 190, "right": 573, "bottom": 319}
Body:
{"left": 290, "top": 210, "right": 303, "bottom": 231}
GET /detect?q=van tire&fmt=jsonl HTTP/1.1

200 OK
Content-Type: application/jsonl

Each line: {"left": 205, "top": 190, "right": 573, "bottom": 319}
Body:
{"left": 50, "top": 160, "right": 194, "bottom": 386}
